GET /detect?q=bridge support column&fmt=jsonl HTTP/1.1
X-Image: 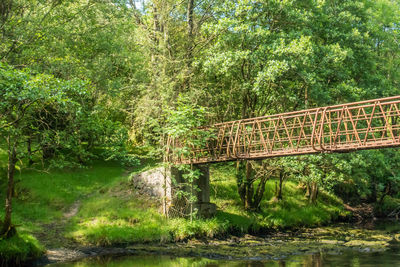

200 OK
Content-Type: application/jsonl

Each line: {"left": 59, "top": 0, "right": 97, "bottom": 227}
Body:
{"left": 131, "top": 165, "right": 216, "bottom": 218}
{"left": 171, "top": 164, "right": 216, "bottom": 218}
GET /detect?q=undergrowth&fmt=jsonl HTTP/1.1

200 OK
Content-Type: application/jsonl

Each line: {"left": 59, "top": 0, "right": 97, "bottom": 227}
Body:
{"left": 0, "top": 233, "right": 44, "bottom": 265}
{"left": 0, "top": 157, "right": 347, "bottom": 251}
{"left": 65, "top": 163, "right": 347, "bottom": 245}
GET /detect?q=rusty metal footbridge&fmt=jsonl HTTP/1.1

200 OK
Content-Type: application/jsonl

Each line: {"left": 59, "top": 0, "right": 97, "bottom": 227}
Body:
{"left": 167, "top": 96, "right": 400, "bottom": 164}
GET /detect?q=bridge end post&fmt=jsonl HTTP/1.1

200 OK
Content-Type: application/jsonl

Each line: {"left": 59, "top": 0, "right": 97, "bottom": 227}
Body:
{"left": 171, "top": 164, "right": 216, "bottom": 218}
{"left": 193, "top": 164, "right": 217, "bottom": 218}
{"left": 131, "top": 165, "right": 216, "bottom": 218}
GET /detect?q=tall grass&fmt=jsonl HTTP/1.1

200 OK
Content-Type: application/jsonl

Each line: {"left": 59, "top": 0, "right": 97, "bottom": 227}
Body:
{"left": 0, "top": 160, "right": 125, "bottom": 261}
{"left": 68, "top": 163, "right": 347, "bottom": 246}
{"left": 0, "top": 233, "right": 44, "bottom": 264}
{"left": 0, "top": 158, "right": 347, "bottom": 251}
{"left": 210, "top": 163, "right": 346, "bottom": 230}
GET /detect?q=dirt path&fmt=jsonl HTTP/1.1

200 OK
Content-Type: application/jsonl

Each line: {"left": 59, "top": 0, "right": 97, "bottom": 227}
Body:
{"left": 63, "top": 201, "right": 81, "bottom": 219}
{"left": 33, "top": 200, "right": 85, "bottom": 264}
{"left": 35, "top": 200, "right": 81, "bottom": 248}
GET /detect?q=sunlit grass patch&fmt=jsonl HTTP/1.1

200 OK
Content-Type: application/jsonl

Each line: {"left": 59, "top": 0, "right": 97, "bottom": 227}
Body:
{"left": 168, "top": 217, "right": 229, "bottom": 241}
{"left": 0, "top": 161, "right": 124, "bottom": 229}
{"left": 210, "top": 164, "right": 347, "bottom": 230}
{"left": 70, "top": 216, "right": 171, "bottom": 246}
{"left": 0, "top": 233, "right": 44, "bottom": 264}
{"left": 65, "top": 177, "right": 172, "bottom": 245}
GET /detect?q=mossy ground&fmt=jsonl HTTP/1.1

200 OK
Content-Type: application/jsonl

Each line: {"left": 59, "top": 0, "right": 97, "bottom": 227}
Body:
{"left": 0, "top": 158, "right": 348, "bottom": 261}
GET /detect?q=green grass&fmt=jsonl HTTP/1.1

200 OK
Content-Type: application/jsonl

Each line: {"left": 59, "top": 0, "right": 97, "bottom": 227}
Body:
{"left": 0, "top": 156, "right": 348, "bottom": 254}
{"left": 210, "top": 163, "right": 347, "bottom": 230}
{"left": 0, "top": 159, "right": 125, "bottom": 261}
{"left": 65, "top": 167, "right": 229, "bottom": 245}
{"left": 66, "top": 181, "right": 172, "bottom": 245}
{"left": 5, "top": 161, "right": 125, "bottom": 227}
{"left": 65, "top": 163, "right": 347, "bottom": 246}
{"left": 0, "top": 233, "right": 44, "bottom": 264}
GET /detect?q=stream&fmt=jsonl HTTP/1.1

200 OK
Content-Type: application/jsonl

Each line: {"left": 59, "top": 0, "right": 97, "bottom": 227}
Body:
{"left": 45, "top": 220, "right": 400, "bottom": 267}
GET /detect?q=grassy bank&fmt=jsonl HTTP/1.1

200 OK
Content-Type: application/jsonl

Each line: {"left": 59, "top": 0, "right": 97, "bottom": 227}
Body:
{"left": 0, "top": 233, "right": 43, "bottom": 265}
{"left": 63, "top": 162, "right": 346, "bottom": 245}
{"left": 0, "top": 157, "right": 130, "bottom": 262}
{"left": 0, "top": 159, "right": 348, "bottom": 259}
{"left": 211, "top": 164, "right": 346, "bottom": 231}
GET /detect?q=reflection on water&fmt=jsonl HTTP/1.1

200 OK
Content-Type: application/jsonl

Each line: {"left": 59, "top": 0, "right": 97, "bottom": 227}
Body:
{"left": 48, "top": 245, "right": 400, "bottom": 267}
{"left": 48, "top": 220, "right": 400, "bottom": 267}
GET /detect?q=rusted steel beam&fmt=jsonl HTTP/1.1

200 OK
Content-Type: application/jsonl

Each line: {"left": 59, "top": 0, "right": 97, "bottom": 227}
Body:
{"left": 167, "top": 96, "right": 400, "bottom": 164}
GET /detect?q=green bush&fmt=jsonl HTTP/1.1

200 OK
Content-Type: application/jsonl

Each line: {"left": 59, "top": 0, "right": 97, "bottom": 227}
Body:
{"left": 375, "top": 196, "right": 400, "bottom": 217}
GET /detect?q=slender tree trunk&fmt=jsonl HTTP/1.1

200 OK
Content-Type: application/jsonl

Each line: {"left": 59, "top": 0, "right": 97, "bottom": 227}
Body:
{"left": 2, "top": 135, "right": 17, "bottom": 237}
{"left": 237, "top": 160, "right": 268, "bottom": 210}
{"left": 186, "top": 0, "right": 194, "bottom": 57}
{"left": 236, "top": 160, "right": 246, "bottom": 206}
{"left": 244, "top": 161, "right": 254, "bottom": 209}
{"left": 277, "top": 172, "right": 284, "bottom": 200}
{"left": 27, "top": 136, "right": 33, "bottom": 166}
{"left": 309, "top": 181, "right": 318, "bottom": 204}
{"left": 236, "top": 160, "right": 254, "bottom": 209}
{"left": 305, "top": 181, "right": 310, "bottom": 198}
{"left": 253, "top": 175, "right": 268, "bottom": 210}
{"left": 184, "top": 0, "right": 195, "bottom": 91}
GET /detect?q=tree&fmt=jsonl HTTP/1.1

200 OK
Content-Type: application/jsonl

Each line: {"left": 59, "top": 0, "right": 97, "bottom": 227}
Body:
{"left": 131, "top": 0, "right": 218, "bottom": 147}
{"left": 164, "top": 95, "right": 214, "bottom": 220}
{"left": 0, "top": 64, "right": 136, "bottom": 237}
{"left": 0, "top": 0, "right": 144, "bottom": 151}
{"left": 196, "top": 0, "right": 400, "bottom": 208}
{"left": 0, "top": 64, "right": 71, "bottom": 236}
{"left": 236, "top": 160, "right": 280, "bottom": 210}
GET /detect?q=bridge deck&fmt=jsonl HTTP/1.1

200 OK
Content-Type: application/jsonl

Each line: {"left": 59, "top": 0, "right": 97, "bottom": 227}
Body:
{"left": 167, "top": 96, "right": 400, "bottom": 164}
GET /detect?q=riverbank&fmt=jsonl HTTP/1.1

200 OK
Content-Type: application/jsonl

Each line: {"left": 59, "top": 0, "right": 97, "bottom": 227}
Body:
{"left": 35, "top": 221, "right": 399, "bottom": 266}
{"left": 0, "top": 161, "right": 363, "bottom": 265}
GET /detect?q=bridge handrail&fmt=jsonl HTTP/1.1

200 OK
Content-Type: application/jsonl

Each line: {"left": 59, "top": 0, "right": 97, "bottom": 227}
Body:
{"left": 167, "top": 95, "right": 400, "bottom": 164}
{"left": 213, "top": 95, "right": 400, "bottom": 126}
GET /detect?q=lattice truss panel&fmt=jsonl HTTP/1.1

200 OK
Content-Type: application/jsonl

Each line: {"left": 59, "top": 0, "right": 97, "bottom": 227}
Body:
{"left": 167, "top": 96, "right": 400, "bottom": 164}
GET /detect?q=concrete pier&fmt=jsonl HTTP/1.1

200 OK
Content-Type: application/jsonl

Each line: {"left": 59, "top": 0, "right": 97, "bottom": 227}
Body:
{"left": 131, "top": 165, "right": 216, "bottom": 218}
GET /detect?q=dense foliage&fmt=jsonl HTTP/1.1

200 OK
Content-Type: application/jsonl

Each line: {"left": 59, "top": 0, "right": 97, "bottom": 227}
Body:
{"left": 1, "top": 0, "right": 400, "bottom": 247}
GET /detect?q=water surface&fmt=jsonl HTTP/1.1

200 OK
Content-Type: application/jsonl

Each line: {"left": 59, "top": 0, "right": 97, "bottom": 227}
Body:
{"left": 48, "top": 220, "right": 400, "bottom": 267}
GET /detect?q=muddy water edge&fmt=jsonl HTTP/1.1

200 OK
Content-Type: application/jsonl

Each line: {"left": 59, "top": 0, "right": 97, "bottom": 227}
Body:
{"left": 41, "top": 220, "right": 400, "bottom": 267}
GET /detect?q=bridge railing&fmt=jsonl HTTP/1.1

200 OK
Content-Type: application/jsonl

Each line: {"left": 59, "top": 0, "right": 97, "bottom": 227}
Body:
{"left": 167, "top": 95, "right": 400, "bottom": 164}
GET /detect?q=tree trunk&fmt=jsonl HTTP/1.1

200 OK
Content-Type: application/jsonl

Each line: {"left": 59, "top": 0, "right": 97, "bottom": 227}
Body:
{"left": 1, "top": 136, "right": 17, "bottom": 237}
{"left": 253, "top": 175, "right": 268, "bottom": 210}
{"left": 184, "top": 0, "right": 195, "bottom": 91}
{"left": 186, "top": 0, "right": 194, "bottom": 57}
{"left": 27, "top": 136, "right": 33, "bottom": 166}
{"left": 236, "top": 160, "right": 254, "bottom": 210}
{"left": 276, "top": 171, "right": 284, "bottom": 200}
{"left": 244, "top": 160, "right": 254, "bottom": 209}
{"left": 309, "top": 181, "right": 318, "bottom": 204}
{"left": 305, "top": 181, "right": 310, "bottom": 198}
{"left": 236, "top": 161, "right": 246, "bottom": 206}
{"left": 236, "top": 160, "right": 269, "bottom": 211}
